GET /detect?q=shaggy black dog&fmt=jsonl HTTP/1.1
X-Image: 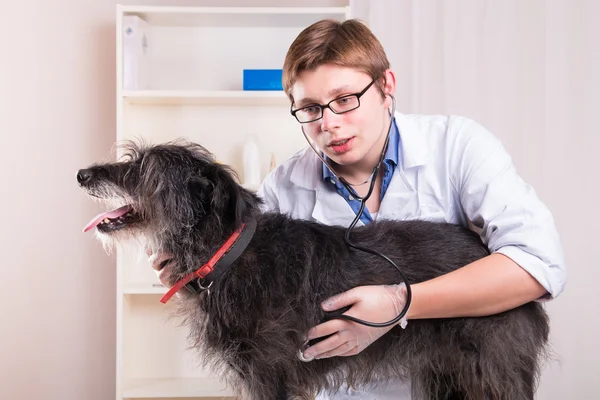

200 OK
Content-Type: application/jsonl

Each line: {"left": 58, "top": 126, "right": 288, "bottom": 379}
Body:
{"left": 77, "top": 140, "right": 550, "bottom": 400}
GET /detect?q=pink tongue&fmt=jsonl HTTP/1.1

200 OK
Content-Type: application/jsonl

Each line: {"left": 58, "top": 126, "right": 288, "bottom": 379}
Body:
{"left": 83, "top": 205, "right": 133, "bottom": 233}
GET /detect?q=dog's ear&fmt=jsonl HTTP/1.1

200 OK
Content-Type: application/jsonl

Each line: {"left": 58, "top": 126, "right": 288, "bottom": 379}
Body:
{"left": 231, "top": 182, "right": 258, "bottom": 226}
{"left": 187, "top": 176, "right": 214, "bottom": 217}
{"left": 211, "top": 165, "right": 258, "bottom": 227}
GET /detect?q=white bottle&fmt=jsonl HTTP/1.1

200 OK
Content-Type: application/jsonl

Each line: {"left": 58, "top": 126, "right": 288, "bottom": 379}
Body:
{"left": 243, "top": 134, "right": 261, "bottom": 188}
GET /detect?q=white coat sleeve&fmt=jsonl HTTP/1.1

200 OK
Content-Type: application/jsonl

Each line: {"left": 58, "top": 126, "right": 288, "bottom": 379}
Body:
{"left": 449, "top": 117, "right": 567, "bottom": 300}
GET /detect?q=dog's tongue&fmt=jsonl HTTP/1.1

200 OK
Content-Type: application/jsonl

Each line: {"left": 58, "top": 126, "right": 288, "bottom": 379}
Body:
{"left": 83, "top": 205, "right": 132, "bottom": 233}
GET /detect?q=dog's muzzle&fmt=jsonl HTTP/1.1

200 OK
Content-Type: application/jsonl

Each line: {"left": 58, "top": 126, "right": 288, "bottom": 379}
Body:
{"left": 77, "top": 166, "right": 108, "bottom": 188}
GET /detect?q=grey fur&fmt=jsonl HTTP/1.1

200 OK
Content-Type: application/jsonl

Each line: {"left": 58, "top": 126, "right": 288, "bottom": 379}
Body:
{"left": 77, "top": 139, "right": 551, "bottom": 400}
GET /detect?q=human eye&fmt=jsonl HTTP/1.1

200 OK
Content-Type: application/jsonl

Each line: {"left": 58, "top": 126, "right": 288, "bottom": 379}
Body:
{"left": 300, "top": 105, "right": 321, "bottom": 117}
{"left": 334, "top": 96, "right": 357, "bottom": 110}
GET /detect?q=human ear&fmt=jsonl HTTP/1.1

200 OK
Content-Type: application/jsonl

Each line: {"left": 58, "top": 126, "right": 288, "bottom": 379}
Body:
{"left": 380, "top": 69, "right": 396, "bottom": 107}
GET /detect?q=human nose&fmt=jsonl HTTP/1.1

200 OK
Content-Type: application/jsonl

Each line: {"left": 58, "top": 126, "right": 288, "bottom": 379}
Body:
{"left": 320, "top": 107, "right": 341, "bottom": 132}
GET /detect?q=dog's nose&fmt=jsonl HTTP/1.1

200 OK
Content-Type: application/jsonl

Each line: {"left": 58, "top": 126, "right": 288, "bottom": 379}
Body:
{"left": 77, "top": 168, "right": 94, "bottom": 186}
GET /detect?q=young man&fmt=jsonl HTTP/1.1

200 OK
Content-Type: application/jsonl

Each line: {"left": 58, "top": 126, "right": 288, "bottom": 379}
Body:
{"left": 254, "top": 18, "right": 566, "bottom": 398}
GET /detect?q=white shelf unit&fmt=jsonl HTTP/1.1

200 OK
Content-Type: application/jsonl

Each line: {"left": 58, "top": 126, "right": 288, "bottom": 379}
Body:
{"left": 115, "top": 4, "right": 350, "bottom": 400}
{"left": 123, "top": 378, "right": 235, "bottom": 399}
{"left": 122, "top": 90, "right": 289, "bottom": 106}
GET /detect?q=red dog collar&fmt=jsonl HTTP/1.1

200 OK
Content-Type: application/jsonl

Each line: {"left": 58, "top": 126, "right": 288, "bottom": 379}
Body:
{"left": 160, "top": 222, "right": 247, "bottom": 304}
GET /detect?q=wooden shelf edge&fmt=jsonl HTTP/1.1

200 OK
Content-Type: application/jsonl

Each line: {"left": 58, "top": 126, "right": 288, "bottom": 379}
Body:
{"left": 122, "top": 90, "right": 290, "bottom": 106}
{"left": 122, "top": 284, "right": 166, "bottom": 295}
{"left": 123, "top": 377, "right": 235, "bottom": 398}
{"left": 119, "top": 5, "right": 350, "bottom": 15}
{"left": 117, "top": 5, "right": 350, "bottom": 29}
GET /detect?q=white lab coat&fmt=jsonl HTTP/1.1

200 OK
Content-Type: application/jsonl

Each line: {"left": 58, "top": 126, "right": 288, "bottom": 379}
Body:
{"left": 256, "top": 112, "right": 567, "bottom": 399}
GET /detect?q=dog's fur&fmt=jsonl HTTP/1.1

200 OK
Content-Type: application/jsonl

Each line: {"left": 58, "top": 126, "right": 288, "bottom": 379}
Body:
{"left": 77, "top": 140, "right": 550, "bottom": 400}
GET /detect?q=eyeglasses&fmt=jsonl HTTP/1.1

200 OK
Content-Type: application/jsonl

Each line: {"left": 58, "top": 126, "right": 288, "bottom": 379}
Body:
{"left": 290, "top": 77, "right": 378, "bottom": 124}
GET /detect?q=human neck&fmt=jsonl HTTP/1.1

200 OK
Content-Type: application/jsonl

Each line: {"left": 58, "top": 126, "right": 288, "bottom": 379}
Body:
{"left": 334, "top": 158, "right": 378, "bottom": 186}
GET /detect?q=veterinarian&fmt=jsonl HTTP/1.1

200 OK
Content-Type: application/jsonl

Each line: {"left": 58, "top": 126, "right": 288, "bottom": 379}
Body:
{"left": 252, "top": 19, "right": 567, "bottom": 399}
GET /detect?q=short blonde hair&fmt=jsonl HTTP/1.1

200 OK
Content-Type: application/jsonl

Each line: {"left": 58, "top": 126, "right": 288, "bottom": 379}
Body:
{"left": 282, "top": 19, "right": 390, "bottom": 103}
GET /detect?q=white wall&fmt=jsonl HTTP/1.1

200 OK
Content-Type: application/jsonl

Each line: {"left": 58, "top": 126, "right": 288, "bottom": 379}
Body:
{"left": 0, "top": 0, "right": 595, "bottom": 399}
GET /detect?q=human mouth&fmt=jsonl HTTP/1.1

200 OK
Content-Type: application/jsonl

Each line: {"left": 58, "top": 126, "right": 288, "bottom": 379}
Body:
{"left": 328, "top": 137, "right": 354, "bottom": 154}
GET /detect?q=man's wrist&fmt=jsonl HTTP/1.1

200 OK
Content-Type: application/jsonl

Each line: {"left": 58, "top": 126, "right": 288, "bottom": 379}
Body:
{"left": 404, "top": 282, "right": 421, "bottom": 320}
{"left": 392, "top": 282, "right": 410, "bottom": 328}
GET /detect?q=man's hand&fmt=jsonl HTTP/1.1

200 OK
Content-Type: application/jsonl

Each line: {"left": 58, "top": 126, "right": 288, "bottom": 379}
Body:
{"left": 146, "top": 247, "right": 174, "bottom": 287}
{"left": 299, "top": 284, "right": 408, "bottom": 361}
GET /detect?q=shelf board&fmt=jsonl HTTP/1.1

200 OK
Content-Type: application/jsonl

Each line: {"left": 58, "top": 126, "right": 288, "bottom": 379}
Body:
{"left": 119, "top": 6, "right": 350, "bottom": 28}
{"left": 122, "top": 90, "right": 290, "bottom": 106}
{"left": 123, "top": 284, "right": 167, "bottom": 295}
{"left": 123, "top": 377, "right": 234, "bottom": 398}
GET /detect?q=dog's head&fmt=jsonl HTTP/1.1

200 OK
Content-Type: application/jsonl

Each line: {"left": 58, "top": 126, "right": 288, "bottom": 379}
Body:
{"left": 77, "top": 139, "right": 260, "bottom": 253}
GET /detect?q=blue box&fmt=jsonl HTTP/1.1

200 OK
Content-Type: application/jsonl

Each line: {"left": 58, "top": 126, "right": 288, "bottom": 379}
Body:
{"left": 243, "top": 69, "right": 283, "bottom": 91}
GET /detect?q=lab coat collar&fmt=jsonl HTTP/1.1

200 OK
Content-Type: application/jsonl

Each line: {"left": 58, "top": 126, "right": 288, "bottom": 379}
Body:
{"left": 289, "top": 147, "right": 321, "bottom": 190}
{"left": 394, "top": 112, "right": 431, "bottom": 169}
{"left": 289, "top": 112, "right": 431, "bottom": 190}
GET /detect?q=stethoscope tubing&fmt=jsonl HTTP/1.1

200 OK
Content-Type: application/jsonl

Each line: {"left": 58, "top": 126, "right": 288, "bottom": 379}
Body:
{"left": 299, "top": 94, "right": 412, "bottom": 328}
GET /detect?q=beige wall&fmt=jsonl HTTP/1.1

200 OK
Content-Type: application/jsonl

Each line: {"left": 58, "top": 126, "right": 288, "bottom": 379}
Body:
{"left": 0, "top": 0, "right": 596, "bottom": 399}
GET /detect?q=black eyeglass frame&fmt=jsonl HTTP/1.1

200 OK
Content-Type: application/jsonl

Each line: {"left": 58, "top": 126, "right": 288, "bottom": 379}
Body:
{"left": 290, "top": 77, "right": 378, "bottom": 124}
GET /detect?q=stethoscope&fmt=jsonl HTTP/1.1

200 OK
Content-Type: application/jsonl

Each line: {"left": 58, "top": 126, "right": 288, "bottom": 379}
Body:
{"left": 300, "top": 94, "right": 412, "bottom": 328}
